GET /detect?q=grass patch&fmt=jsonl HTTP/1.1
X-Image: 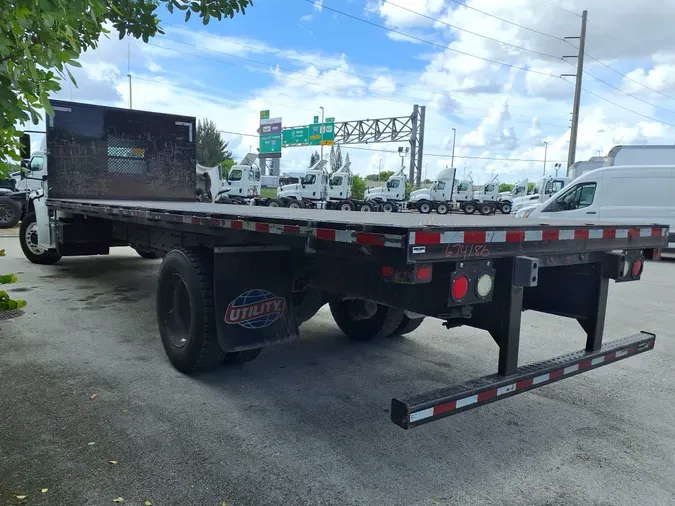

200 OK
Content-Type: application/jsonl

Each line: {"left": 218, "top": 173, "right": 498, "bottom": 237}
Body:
{"left": 260, "top": 187, "right": 277, "bottom": 198}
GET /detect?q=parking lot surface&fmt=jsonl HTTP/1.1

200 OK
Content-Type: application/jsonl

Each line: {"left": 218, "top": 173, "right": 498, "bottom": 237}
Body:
{"left": 1, "top": 239, "right": 674, "bottom": 506}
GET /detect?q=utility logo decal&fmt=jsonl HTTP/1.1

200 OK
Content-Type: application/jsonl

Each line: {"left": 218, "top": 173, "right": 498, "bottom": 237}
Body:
{"left": 225, "top": 289, "right": 285, "bottom": 329}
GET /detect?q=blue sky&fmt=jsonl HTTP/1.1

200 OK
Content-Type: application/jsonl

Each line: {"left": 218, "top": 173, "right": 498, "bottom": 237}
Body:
{"left": 59, "top": 0, "right": 675, "bottom": 183}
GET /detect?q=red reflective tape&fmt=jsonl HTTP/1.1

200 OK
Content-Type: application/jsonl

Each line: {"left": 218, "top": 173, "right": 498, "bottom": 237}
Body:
{"left": 602, "top": 229, "right": 616, "bottom": 239}
{"left": 414, "top": 231, "right": 441, "bottom": 244}
{"left": 477, "top": 389, "right": 498, "bottom": 402}
{"left": 433, "top": 400, "right": 457, "bottom": 416}
{"left": 605, "top": 351, "right": 616, "bottom": 361}
{"left": 574, "top": 229, "right": 589, "bottom": 240}
{"left": 579, "top": 359, "right": 592, "bottom": 369}
{"left": 628, "top": 228, "right": 640, "bottom": 238}
{"left": 231, "top": 220, "right": 243, "bottom": 230}
{"left": 506, "top": 230, "right": 525, "bottom": 243}
{"left": 652, "top": 227, "right": 663, "bottom": 237}
{"left": 191, "top": 217, "right": 202, "bottom": 225}
{"left": 416, "top": 265, "right": 432, "bottom": 281}
{"left": 628, "top": 346, "right": 637, "bottom": 354}
{"left": 315, "top": 228, "right": 336, "bottom": 241}
{"left": 542, "top": 229, "right": 559, "bottom": 241}
{"left": 464, "top": 231, "right": 487, "bottom": 243}
{"left": 283, "top": 225, "right": 300, "bottom": 234}
{"left": 255, "top": 223, "right": 270, "bottom": 233}
{"left": 549, "top": 369, "right": 564, "bottom": 380}
{"left": 356, "top": 232, "right": 385, "bottom": 246}
{"left": 516, "top": 378, "right": 533, "bottom": 390}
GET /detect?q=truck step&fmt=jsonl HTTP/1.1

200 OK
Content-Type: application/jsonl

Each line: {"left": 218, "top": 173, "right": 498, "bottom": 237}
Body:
{"left": 391, "top": 331, "right": 655, "bottom": 429}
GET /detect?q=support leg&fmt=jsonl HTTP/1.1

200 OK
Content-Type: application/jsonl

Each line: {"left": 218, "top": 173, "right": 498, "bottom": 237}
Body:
{"left": 578, "top": 273, "right": 609, "bottom": 352}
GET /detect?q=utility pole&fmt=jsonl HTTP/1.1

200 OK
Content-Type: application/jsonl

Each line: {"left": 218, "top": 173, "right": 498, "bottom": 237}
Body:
{"left": 451, "top": 127, "right": 456, "bottom": 167}
{"left": 562, "top": 10, "right": 588, "bottom": 174}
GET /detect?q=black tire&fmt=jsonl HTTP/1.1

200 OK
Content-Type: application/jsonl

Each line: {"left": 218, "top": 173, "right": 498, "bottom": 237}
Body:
{"left": 500, "top": 202, "right": 512, "bottom": 214}
{"left": 221, "top": 348, "right": 262, "bottom": 365}
{"left": 0, "top": 197, "right": 21, "bottom": 228}
{"left": 479, "top": 203, "right": 492, "bottom": 215}
{"left": 19, "top": 212, "right": 62, "bottom": 265}
{"left": 329, "top": 300, "right": 405, "bottom": 341}
{"left": 287, "top": 200, "right": 303, "bottom": 209}
{"left": 436, "top": 203, "right": 449, "bottom": 215}
{"left": 359, "top": 202, "right": 374, "bottom": 212}
{"left": 462, "top": 202, "right": 476, "bottom": 214}
{"left": 338, "top": 200, "right": 355, "bottom": 211}
{"left": 391, "top": 315, "right": 425, "bottom": 337}
{"left": 267, "top": 198, "right": 284, "bottom": 208}
{"left": 381, "top": 201, "right": 396, "bottom": 213}
{"left": 157, "top": 248, "right": 225, "bottom": 372}
{"left": 135, "top": 248, "right": 158, "bottom": 259}
{"left": 417, "top": 200, "right": 432, "bottom": 214}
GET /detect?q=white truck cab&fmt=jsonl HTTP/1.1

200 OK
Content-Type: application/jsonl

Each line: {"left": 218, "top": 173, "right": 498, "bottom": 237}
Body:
{"left": 16, "top": 144, "right": 47, "bottom": 193}
{"left": 500, "top": 178, "right": 528, "bottom": 201}
{"left": 328, "top": 162, "right": 352, "bottom": 201}
{"left": 364, "top": 171, "right": 406, "bottom": 203}
{"left": 220, "top": 153, "right": 261, "bottom": 200}
{"left": 408, "top": 168, "right": 457, "bottom": 213}
{"left": 277, "top": 160, "right": 329, "bottom": 203}
{"left": 511, "top": 176, "right": 569, "bottom": 213}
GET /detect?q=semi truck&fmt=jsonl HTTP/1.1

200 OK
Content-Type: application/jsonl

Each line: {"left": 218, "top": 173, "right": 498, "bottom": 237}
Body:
{"left": 19, "top": 100, "right": 668, "bottom": 429}
{"left": 511, "top": 175, "right": 570, "bottom": 214}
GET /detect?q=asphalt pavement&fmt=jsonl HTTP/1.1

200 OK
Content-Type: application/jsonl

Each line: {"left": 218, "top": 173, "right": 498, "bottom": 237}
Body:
{"left": 1, "top": 239, "right": 675, "bottom": 506}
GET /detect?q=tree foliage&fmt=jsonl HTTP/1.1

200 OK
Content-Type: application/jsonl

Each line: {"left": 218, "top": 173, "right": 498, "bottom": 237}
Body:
{"left": 0, "top": 0, "right": 251, "bottom": 172}
{"left": 351, "top": 175, "right": 366, "bottom": 200}
{"left": 220, "top": 157, "right": 235, "bottom": 179}
{"left": 329, "top": 144, "right": 342, "bottom": 172}
{"left": 527, "top": 182, "right": 536, "bottom": 193}
{"left": 197, "top": 118, "right": 231, "bottom": 166}
{"left": 309, "top": 151, "right": 320, "bottom": 167}
{"left": 0, "top": 249, "right": 26, "bottom": 313}
{"left": 499, "top": 183, "right": 515, "bottom": 193}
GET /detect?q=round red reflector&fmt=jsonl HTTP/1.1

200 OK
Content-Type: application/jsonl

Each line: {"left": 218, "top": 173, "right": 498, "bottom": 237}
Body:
{"left": 632, "top": 258, "right": 643, "bottom": 277}
{"left": 452, "top": 275, "right": 469, "bottom": 300}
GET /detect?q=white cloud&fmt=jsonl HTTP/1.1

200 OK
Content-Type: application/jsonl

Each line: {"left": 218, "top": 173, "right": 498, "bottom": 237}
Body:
{"left": 314, "top": 0, "right": 323, "bottom": 12}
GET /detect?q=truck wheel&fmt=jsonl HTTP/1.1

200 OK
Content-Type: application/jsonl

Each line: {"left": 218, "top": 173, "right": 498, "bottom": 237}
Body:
{"left": 19, "top": 213, "right": 62, "bottom": 265}
{"left": 359, "top": 202, "right": 374, "bottom": 212}
{"left": 329, "top": 300, "right": 405, "bottom": 341}
{"left": 436, "top": 203, "right": 449, "bottom": 215}
{"left": 288, "top": 200, "right": 303, "bottom": 209}
{"left": 157, "top": 248, "right": 225, "bottom": 372}
{"left": 381, "top": 201, "right": 396, "bottom": 213}
{"left": 462, "top": 202, "right": 476, "bottom": 214}
{"left": 0, "top": 197, "right": 21, "bottom": 228}
{"left": 500, "top": 202, "right": 512, "bottom": 214}
{"left": 338, "top": 200, "right": 355, "bottom": 211}
{"left": 267, "top": 198, "right": 284, "bottom": 208}
{"left": 479, "top": 203, "right": 492, "bottom": 215}
{"left": 135, "top": 248, "right": 158, "bottom": 259}
{"left": 416, "top": 201, "right": 432, "bottom": 214}
{"left": 391, "top": 315, "right": 425, "bottom": 337}
{"left": 221, "top": 348, "right": 262, "bottom": 365}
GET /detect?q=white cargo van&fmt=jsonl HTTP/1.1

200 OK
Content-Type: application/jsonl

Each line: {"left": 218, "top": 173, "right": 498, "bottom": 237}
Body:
{"left": 520, "top": 165, "right": 674, "bottom": 248}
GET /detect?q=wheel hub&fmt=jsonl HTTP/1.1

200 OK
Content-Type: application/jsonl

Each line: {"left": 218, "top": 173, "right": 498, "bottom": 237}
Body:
{"left": 24, "top": 223, "right": 45, "bottom": 255}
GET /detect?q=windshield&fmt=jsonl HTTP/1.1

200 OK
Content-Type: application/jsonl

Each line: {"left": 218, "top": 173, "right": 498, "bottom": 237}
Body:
{"left": 388, "top": 179, "right": 400, "bottom": 188}
{"left": 229, "top": 169, "right": 242, "bottom": 181}
{"left": 302, "top": 174, "right": 316, "bottom": 185}
{"left": 331, "top": 176, "right": 343, "bottom": 186}
{"left": 548, "top": 182, "right": 597, "bottom": 211}
{"left": 457, "top": 182, "right": 469, "bottom": 192}
{"left": 484, "top": 184, "right": 495, "bottom": 192}
{"left": 545, "top": 180, "right": 565, "bottom": 194}
{"left": 432, "top": 181, "right": 446, "bottom": 190}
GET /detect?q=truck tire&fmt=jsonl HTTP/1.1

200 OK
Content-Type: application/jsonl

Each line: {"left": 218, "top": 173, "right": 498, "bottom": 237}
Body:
{"left": 436, "top": 203, "right": 449, "bottom": 215}
{"left": 416, "top": 200, "right": 432, "bottom": 214}
{"left": 287, "top": 200, "right": 303, "bottom": 209}
{"left": 338, "top": 200, "right": 355, "bottom": 211}
{"left": 391, "top": 315, "right": 424, "bottom": 337}
{"left": 359, "top": 202, "right": 374, "bottom": 212}
{"left": 462, "top": 202, "right": 476, "bottom": 214}
{"left": 157, "top": 248, "right": 226, "bottom": 372}
{"left": 381, "top": 201, "right": 396, "bottom": 213}
{"left": 267, "top": 198, "right": 284, "bottom": 208}
{"left": 329, "top": 300, "right": 405, "bottom": 341}
{"left": 499, "top": 202, "right": 512, "bottom": 214}
{"left": 479, "top": 203, "right": 492, "bottom": 215}
{"left": 19, "top": 212, "right": 62, "bottom": 265}
{"left": 0, "top": 196, "right": 21, "bottom": 228}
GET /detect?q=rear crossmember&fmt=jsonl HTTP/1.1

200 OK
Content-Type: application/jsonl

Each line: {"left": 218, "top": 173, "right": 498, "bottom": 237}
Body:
{"left": 391, "top": 332, "right": 655, "bottom": 428}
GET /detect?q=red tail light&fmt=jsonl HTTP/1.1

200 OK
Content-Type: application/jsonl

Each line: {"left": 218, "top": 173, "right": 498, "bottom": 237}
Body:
{"left": 631, "top": 258, "right": 644, "bottom": 278}
{"left": 451, "top": 275, "right": 469, "bottom": 300}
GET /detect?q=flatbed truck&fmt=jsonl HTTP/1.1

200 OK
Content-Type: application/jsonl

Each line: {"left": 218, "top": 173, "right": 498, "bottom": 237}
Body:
{"left": 19, "top": 101, "right": 669, "bottom": 429}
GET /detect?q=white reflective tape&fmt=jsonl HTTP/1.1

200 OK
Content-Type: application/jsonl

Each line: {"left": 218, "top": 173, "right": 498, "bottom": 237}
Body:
{"left": 525, "top": 230, "right": 543, "bottom": 242}
{"left": 640, "top": 227, "right": 652, "bottom": 237}
{"left": 182, "top": 215, "right": 192, "bottom": 224}
{"left": 616, "top": 349, "right": 628, "bottom": 358}
{"left": 533, "top": 373, "right": 550, "bottom": 385}
{"left": 409, "top": 408, "right": 434, "bottom": 422}
{"left": 243, "top": 221, "right": 257, "bottom": 232}
{"left": 564, "top": 364, "right": 579, "bottom": 374}
{"left": 409, "top": 232, "right": 417, "bottom": 245}
{"left": 269, "top": 224, "right": 284, "bottom": 234}
{"left": 591, "top": 356, "right": 604, "bottom": 366}
{"left": 412, "top": 246, "right": 426, "bottom": 254}
{"left": 559, "top": 229, "right": 575, "bottom": 240}
{"left": 615, "top": 229, "right": 629, "bottom": 238}
{"left": 588, "top": 229, "right": 604, "bottom": 240}
{"left": 497, "top": 384, "right": 516, "bottom": 396}
{"left": 486, "top": 230, "right": 506, "bottom": 243}
{"left": 456, "top": 395, "right": 478, "bottom": 408}
{"left": 441, "top": 231, "right": 464, "bottom": 244}
{"left": 335, "top": 230, "right": 355, "bottom": 243}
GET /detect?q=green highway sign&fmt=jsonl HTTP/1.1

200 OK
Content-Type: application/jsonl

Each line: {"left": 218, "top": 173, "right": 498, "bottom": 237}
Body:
{"left": 259, "top": 133, "right": 282, "bottom": 156}
{"left": 313, "top": 116, "right": 319, "bottom": 124}
{"left": 325, "top": 117, "right": 335, "bottom": 123}
{"left": 260, "top": 110, "right": 270, "bottom": 120}
{"left": 282, "top": 126, "right": 309, "bottom": 145}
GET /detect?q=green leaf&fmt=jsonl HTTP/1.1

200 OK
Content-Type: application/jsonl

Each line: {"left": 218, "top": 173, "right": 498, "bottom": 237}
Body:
{"left": 185, "top": 9, "right": 191, "bottom": 21}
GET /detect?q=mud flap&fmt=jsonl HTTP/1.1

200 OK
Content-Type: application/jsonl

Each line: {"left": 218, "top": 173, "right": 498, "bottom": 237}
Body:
{"left": 213, "top": 250, "right": 300, "bottom": 352}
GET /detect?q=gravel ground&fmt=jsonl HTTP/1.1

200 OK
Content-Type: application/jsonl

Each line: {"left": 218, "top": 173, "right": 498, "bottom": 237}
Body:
{"left": 1, "top": 239, "right": 674, "bottom": 506}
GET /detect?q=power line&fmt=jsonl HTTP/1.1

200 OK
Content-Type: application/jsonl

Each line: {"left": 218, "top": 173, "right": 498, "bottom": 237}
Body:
{"left": 303, "top": 0, "right": 559, "bottom": 78}
{"left": 381, "top": 0, "right": 563, "bottom": 61}
{"left": 539, "top": 0, "right": 580, "bottom": 17}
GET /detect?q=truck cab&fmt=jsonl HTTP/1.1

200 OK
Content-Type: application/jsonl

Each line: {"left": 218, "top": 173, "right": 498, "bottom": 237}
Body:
{"left": 500, "top": 178, "right": 528, "bottom": 201}
{"left": 16, "top": 148, "right": 47, "bottom": 193}
{"left": 453, "top": 179, "right": 474, "bottom": 202}
{"left": 218, "top": 154, "right": 261, "bottom": 201}
{"left": 408, "top": 168, "right": 456, "bottom": 212}
{"left": 364, "top": 171, "right": 406, "bottom": 203}
{"left": 328, "top": 162, "right": 352, "bottom": 201}
{"left": 277, "top": 160, "right": 329, "bottom": 203}
{"left": 511, "top": 176, "right": 569, "bottom": 213}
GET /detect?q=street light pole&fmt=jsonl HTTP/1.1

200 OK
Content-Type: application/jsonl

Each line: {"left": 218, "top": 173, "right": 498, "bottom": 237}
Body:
{"left": 543, "top": 141, "right": 548, "bottom": 176}
{"left": 451, "top": 128, "right": 456, "bottom": 167}
{"left": 319, "top": 106, "right": 325, "bottom": 160}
